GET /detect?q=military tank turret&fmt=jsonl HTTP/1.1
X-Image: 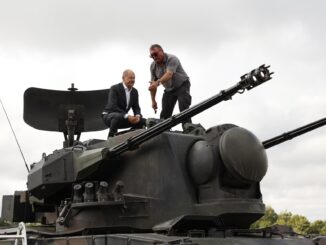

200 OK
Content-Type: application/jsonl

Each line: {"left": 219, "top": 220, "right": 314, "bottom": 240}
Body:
{"left": 1, "top": 65, "right": 325, "bottom": 244}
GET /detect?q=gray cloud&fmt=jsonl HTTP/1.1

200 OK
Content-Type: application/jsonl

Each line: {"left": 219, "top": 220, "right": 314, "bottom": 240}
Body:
{"left": 1, "top": 0, "right": 325, "bottom": 52}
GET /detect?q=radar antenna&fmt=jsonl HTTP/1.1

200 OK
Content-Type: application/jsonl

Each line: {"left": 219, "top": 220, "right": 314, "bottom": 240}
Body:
{"left": 0, "top": 97, "right": 29, "bottom": 172}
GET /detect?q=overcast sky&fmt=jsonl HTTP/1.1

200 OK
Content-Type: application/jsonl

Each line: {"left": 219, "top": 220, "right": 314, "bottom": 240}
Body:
{"left": 0, "top": 0, "right": 325, "bottom": 222}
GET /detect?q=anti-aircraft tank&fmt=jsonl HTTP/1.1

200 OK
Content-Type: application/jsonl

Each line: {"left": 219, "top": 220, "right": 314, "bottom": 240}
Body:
{"left": 1, "top": 65, "right": 325, "bottom": 244}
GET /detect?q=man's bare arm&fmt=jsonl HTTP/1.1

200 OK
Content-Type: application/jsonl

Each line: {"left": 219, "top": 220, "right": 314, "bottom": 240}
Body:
{"left": 149, "top": 87, "right": 158, "bottom": 112}
{"left": 148, "top": 70, "right": 173, "bottom": 113}
{"left": 149, "top": 70, "right": 173, "bottom": 90}
{"left": 157, "top": 70, "right": 173, "bottom": 85}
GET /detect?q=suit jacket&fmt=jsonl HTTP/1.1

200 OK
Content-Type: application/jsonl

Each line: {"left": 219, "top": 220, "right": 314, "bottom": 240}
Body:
{"left": 103, "top": 83, "right": 142, "bottom": 116}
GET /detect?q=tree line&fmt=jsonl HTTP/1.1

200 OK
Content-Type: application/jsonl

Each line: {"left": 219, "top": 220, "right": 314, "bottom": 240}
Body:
{"left": 251, "top": 206, "right": 326, "bottom": 235}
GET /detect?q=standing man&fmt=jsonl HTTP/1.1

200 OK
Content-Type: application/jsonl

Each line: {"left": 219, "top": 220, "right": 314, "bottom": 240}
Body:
{"left": 148, "top": 44, "right": 192, "bottom": 123}
{"left": 102, "top": 69, "right": 146, "bottom": 138}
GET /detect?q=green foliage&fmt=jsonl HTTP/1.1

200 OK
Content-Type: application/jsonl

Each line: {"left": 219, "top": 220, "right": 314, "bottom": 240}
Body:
{"left": 276, "top": 211, "right": 293, "bottom": 226}
{"left": 308, "top": 220, "right": 326, "bottom": 235}
{"left": 251, "top": 206, "right": 278, "bottom": 228}
{"left": 290, "top": 214, "right": 310, "bottom": 234}
{"left": 251, "top": 205, "right": 326, "bottom": 235}
{"left": 321, "top": 224, "right": 326, "bottom": 235}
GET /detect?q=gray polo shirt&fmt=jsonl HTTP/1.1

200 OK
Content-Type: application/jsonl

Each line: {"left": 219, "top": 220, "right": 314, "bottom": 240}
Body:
{"left": 150, "top": 53, "right": 189, "bottom": 92}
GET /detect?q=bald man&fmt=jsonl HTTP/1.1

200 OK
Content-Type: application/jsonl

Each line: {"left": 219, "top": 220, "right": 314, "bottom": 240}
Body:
{"left": 102, "top": 69, "right": 146, "bottom": 138}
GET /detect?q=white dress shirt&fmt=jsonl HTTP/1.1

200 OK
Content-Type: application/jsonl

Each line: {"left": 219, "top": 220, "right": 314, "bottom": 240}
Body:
{"left": 122, "top": 82, "right": 132, "bottom": 119}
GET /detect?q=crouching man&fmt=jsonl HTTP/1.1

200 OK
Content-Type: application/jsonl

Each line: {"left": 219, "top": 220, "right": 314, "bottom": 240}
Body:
{"left": 102, "top": 69, "right": 146, "bottom": 138}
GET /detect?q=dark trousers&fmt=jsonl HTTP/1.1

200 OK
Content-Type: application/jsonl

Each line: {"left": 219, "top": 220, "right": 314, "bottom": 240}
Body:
{"left": 160, "top": 80, "right": 192, "bottom": 123}
{"left": 102, "top": 112, "right": 146, "bottom": 137}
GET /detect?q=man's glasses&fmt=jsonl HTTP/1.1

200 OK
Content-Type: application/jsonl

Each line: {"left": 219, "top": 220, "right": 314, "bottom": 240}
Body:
{"left": 150, "top": 52, "right": 159, "bottom": 58}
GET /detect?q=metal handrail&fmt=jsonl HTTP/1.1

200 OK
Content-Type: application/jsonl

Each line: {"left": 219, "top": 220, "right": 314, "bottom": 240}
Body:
{"left": 0, "top": 222, "right": 27, "bottom": 245}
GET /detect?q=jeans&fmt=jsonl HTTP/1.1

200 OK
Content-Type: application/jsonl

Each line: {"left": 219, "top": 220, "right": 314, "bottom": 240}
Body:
{"left": 160, "top": 80, "right": 192, "bottom": 123}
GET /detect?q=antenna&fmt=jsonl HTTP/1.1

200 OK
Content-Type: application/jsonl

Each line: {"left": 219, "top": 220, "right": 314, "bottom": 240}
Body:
{"left": 0, "top": 97, "right": 30, "bottom": 172}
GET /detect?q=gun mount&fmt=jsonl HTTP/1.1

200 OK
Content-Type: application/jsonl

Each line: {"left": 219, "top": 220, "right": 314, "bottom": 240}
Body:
{"left": 3, "top": 65, "right": 325, "bottom": 244}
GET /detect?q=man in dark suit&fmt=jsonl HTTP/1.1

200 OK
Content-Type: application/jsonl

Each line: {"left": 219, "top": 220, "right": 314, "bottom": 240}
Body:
{"left": 102, "top": 69, "right": 146, "bottom": 138}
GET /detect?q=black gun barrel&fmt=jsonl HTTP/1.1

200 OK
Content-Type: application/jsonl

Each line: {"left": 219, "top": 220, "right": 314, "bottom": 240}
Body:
{"left": 107, "top": 65, "right": 273, "bottom": 157}
{"left": 263, "top": 117, "right": 326, "bottom": 149}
